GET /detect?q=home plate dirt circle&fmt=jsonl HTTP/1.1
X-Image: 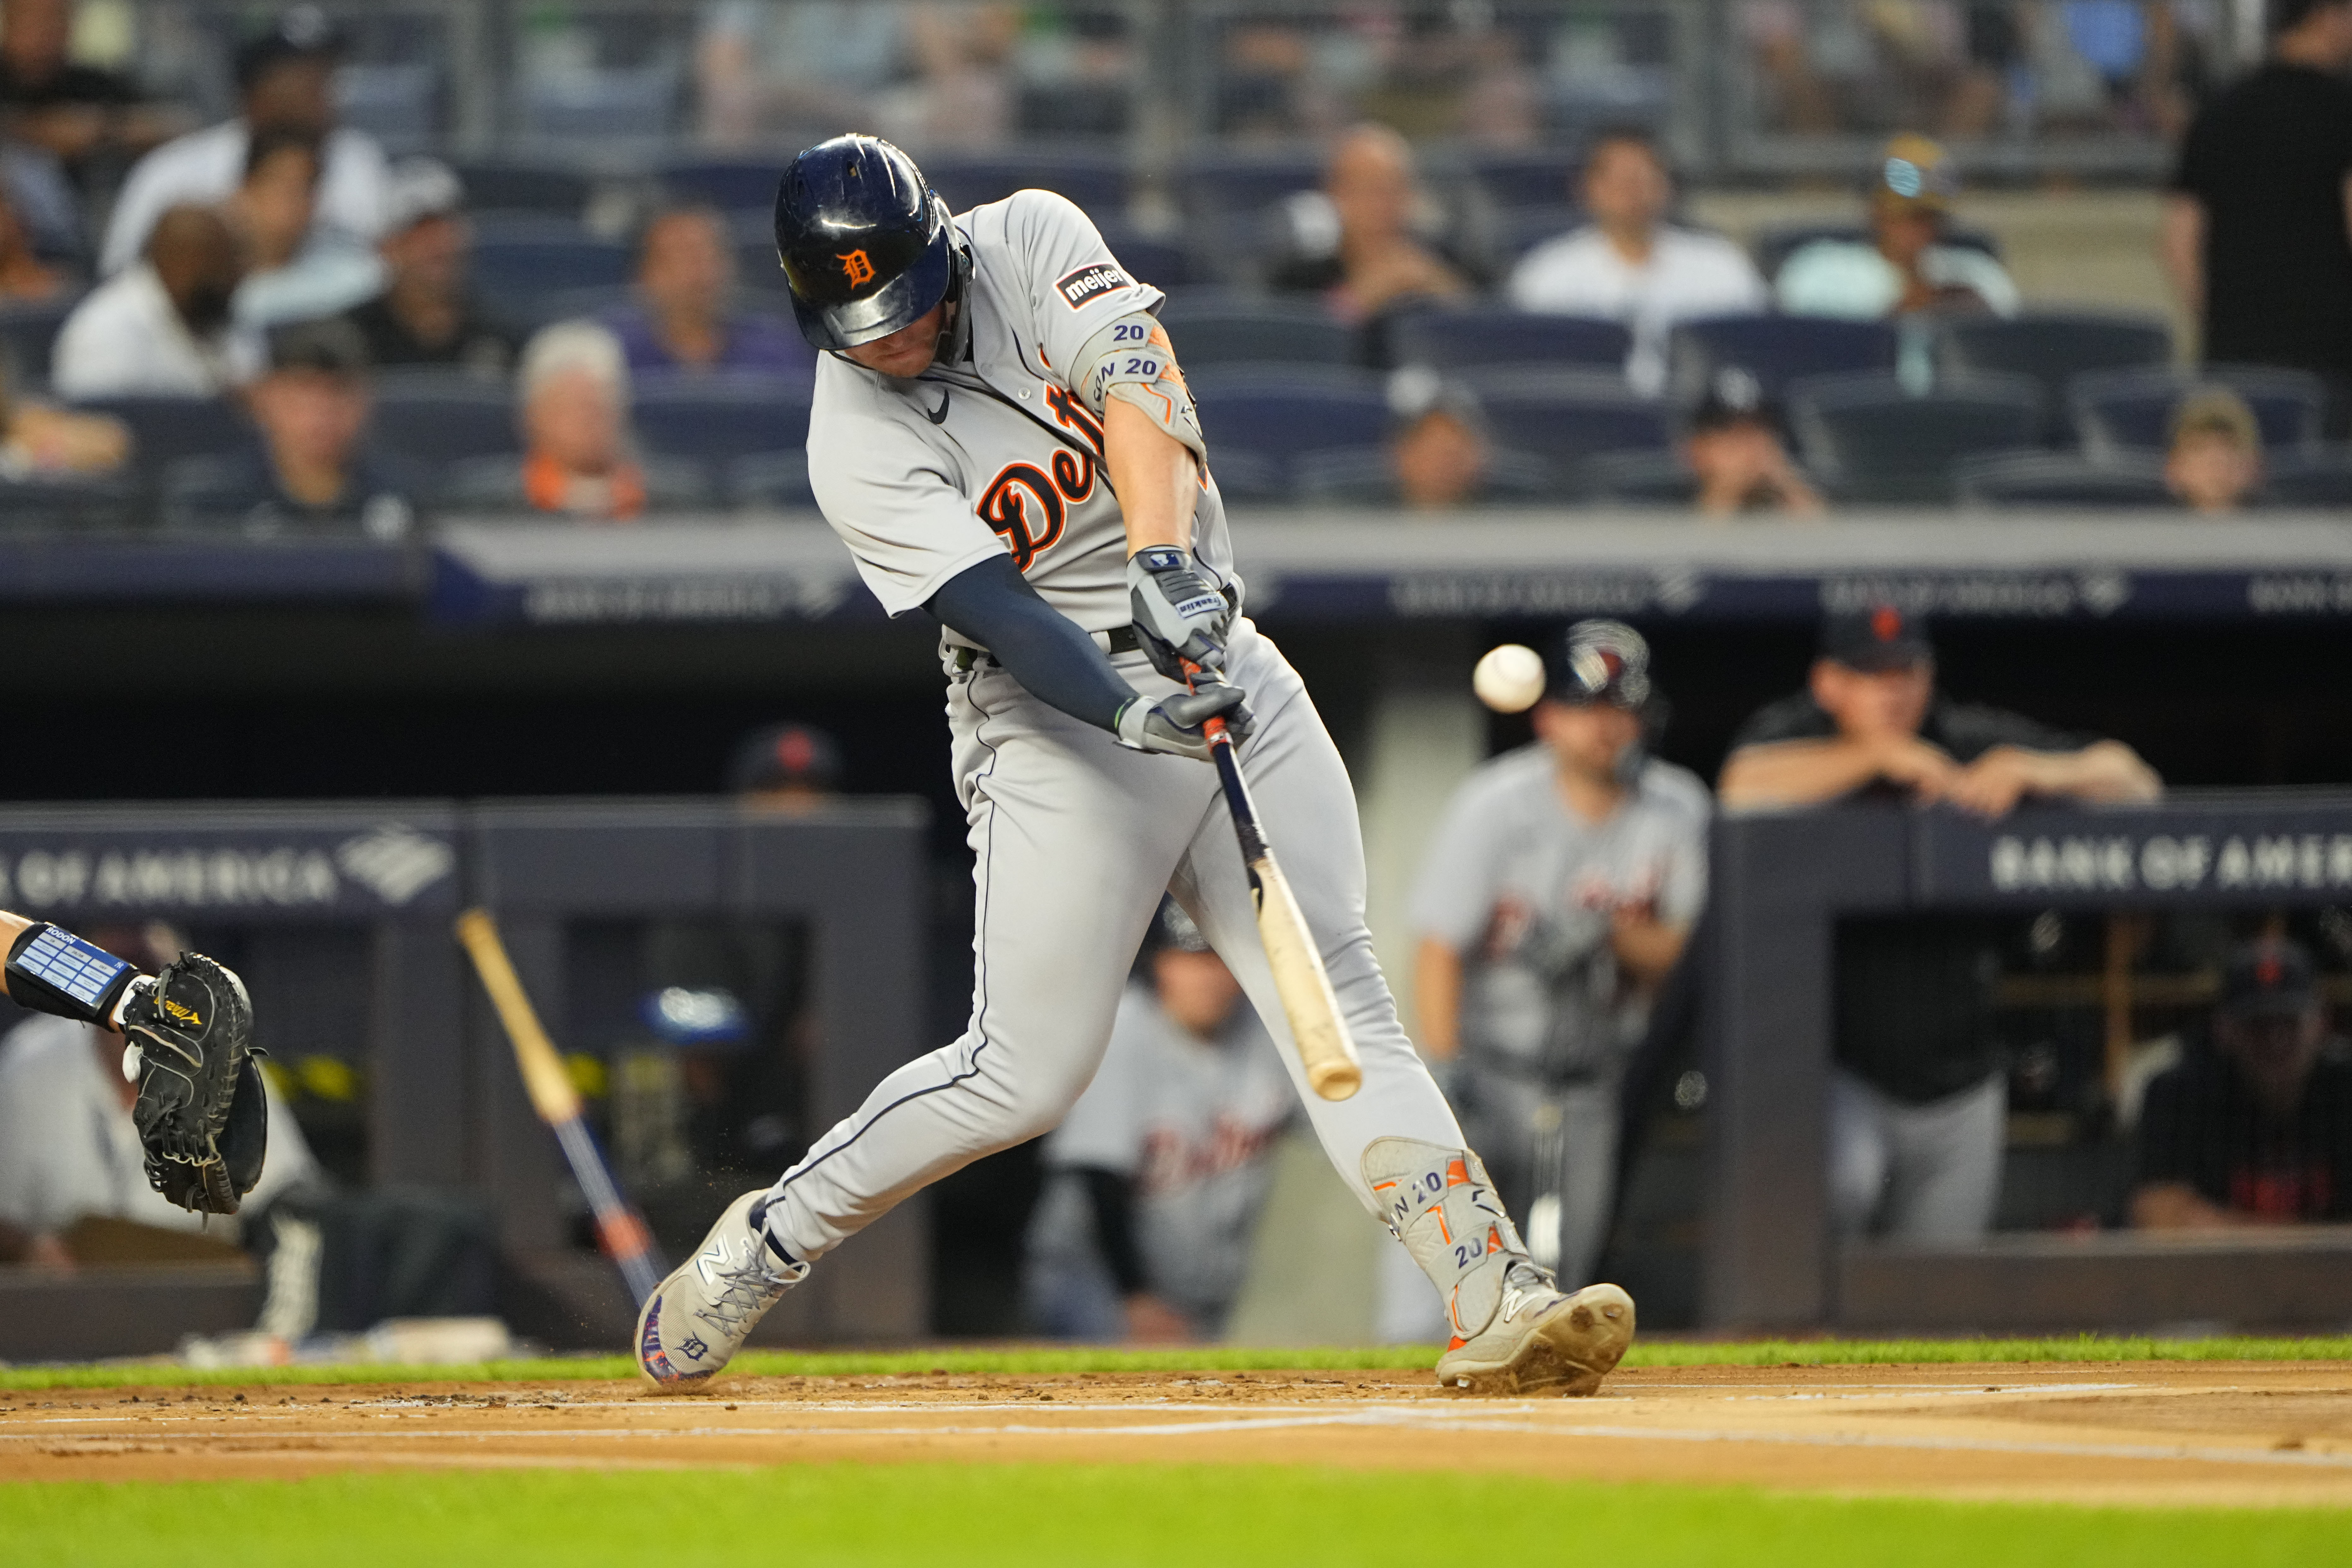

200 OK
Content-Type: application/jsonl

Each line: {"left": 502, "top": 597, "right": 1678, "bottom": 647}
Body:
{"left": 5, "top": 1362, "right": 2350, "bottom": 1507}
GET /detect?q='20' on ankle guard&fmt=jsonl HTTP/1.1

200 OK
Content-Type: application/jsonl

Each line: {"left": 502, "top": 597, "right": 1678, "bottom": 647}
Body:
{"left": 1363, "top": 1137, "right": 1532, "bottom": 1347}
{"left": 5, "top": 921, "right": 137, "bottom": 1025}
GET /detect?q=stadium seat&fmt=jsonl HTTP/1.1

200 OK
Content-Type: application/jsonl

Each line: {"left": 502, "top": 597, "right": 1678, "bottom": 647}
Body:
{"left": 1157, "top": 298, "right": 1356, "bottom": 368}
{"left": 0, "top": 295, "right": 77, "bottom": 391}
{"left": 1666, "top": 315, "right": 1898, "bottom": 403}
{"left": 725, "top": 451, "right": 818, "bottom": 511}
{"left": 1292, "top": 444, "right": 1553, "bottom": 505}
{"left": 1752, "top": 223, "right": 2003, "bottom": 282}
{"left": 469, "top": 218, "right": 634, "bottom": 329}
{"left": 1788, "top": 372, "right": 2043, "bottom": 504}
{"left": 371, "top": 376, "right": 521, "bottom": 463}
{"left": 2261, "top": 446, "right": 2352, "bottom": 507}
{"left": 632, "top": 375, "right": 815, "bottom": 461}
{"left": 1098, "top": 227, "right": 1194, "bottom": 291}
{"left": 661, "top": 159, "right": 783, "bottom": 212}
{"left": 335, "top": 63, "right": 440, "bottom": 150}
{"left": 1191, "top": 366, "right": 1389, "bottom": 494}
{"left": 1489, "top": 205, "right": 1585, "bottom": 267}
{"left": 1176, "top": 152, "right": 1324, "bottom": 226}
{"left": 68, "top": 395, "right": 251, "bottom": 474}
{"left": 1574, "top": 448, "right": 1700, "bottom": 506}
{"left": 0, "top": 469, "right": 139, "bottom": 530}
{"left": 1952, "top": 450, "right": 2174, "bottom": 508}
{"left": 1459, "top": 367, "right": 1676, "bottom": 474}
{"left": 1390, "top": 309, "right": 1631, "bottom": 375}
{"left": 512, "top": 63, "right": 680, "bottom": 143}
{"left": 449, "top": 161, "right": 595, "bottom": 218}
{"left": 1467, "top": 152, "right": 1578, "bottom": 211}
{"left": 1934, "top": 312, "right": 2173, "bottom": 443}
{"left": 922, "top": 153, "right": 1128, "bottom": 216}
{"left": 2071, "top": 365, "right": 2326, "bottom": 459}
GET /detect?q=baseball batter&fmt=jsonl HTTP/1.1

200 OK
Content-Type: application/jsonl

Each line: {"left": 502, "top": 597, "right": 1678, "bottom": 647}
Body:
{"left": 634, "top": 135, "right": 1634, "bottom": 1394}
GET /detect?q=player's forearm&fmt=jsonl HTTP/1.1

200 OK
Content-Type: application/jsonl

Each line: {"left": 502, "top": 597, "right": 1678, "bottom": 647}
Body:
{"left": 2027, "top": 741, "right": 2161, "bottom": 804}
{"left": 1717, "top": 738, "right": 1887, "bottom": 810}
{"left": 927, "top": 554, "right": 1136, "bottom": 733}
{"left": 2131, "top": 1181, "right": 2244, "bottom": 1230}
{"left": 1413, "top": 937, "right": 1464, "bottom": 1060}
{"left": 1104, "top": 397, "right": 1197, "bottom": 555}
{"left": 1610, "top": 918, "right": 1689, "bottom": 989}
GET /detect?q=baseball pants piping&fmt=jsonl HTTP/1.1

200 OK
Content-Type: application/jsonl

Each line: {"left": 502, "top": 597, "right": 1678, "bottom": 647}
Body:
{"left": 759, "top": 620, "right": 1466, "bottom": 1264}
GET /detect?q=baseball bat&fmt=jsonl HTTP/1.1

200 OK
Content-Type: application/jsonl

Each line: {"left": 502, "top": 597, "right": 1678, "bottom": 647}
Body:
{"left": 454, "top": 907, "right": 666, "bottom": 1306}
{"left": 1183, "top": 663, "right": 1362, "bottom": 1101}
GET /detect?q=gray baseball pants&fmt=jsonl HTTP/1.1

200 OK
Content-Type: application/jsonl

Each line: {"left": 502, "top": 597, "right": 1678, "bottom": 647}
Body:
{"left": 1827, "top": 1068, "right": 2006, "bottom": 1243}
{"left": 760, "top": 619, "right": 1467, "bottom": 1264}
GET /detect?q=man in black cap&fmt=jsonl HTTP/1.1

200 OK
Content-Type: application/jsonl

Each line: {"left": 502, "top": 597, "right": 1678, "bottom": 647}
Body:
{"left": 2135, "top": 936, "right": 2352, "bottom": 1229}
{"left": 725, "top": 722, "right": 844, "bottom": 813}
{"left": 98, "top": 6, "right": 388, "bottom": 277}
{"left": 1678, "top": 370, "right": 1822, "bottom": 519}
{"left": 1721, "top": 607, "right": 2159, "bottom": 1243}
{"left": 1402, "top": 620, "right": 1709, "bottom": 1321}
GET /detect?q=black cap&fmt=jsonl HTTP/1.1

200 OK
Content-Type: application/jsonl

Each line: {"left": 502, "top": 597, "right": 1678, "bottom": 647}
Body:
{"left": 773, "top": 135, "right": 964, "bottom": 352}
{"left": 235, "top": 7, "right": 347, "bottom": 90}
{"left": 726, "top": 723, "right": 843, "bottom": 794}
{"left": 1145, "top": 899, "right": 1214, "bottom": 956}
{"left": 266, "top": 315, "right": 369, "bottom": 377}
{"left": 1687, "top": 366, "right": 1782, "bottom": 437}
{"left": 2220, "top": 937, "right": 2318, "bottom": 1020}
{"left": 1819, "top": 605, "right": 1933, "bottom": 672}
{"left": 1543, "top": 619, "right": 1652, "bottom": 708}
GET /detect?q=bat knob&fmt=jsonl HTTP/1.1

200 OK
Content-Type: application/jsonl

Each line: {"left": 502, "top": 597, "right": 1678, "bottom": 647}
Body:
{"left": 1308, "top": 1060, "right": 1362, "bottom": 1101}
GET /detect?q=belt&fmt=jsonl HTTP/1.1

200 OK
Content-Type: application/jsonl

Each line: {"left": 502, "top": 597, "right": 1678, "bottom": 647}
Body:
{"left": 955, "top": 623, "right": 1139, "bottom": 672}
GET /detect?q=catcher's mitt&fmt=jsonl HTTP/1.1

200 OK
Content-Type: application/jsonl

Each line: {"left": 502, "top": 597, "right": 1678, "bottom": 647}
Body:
{"left": 125, "top": 954, "right": 266, "bottom": 1215}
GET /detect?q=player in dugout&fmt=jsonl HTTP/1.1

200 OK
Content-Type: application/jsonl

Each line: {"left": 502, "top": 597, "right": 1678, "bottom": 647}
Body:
{"left": 1398, "top": 622, "right": 1707, "bottom": 1338}
{"left": 1024, "top": 901, "right": 1296, "bottom": 1344}
{"left": 632, "top": 134, "right": 1635, "bottom": 1397}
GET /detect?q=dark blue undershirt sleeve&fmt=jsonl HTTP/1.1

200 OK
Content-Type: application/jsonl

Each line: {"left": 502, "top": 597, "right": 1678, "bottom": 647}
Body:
{"left": 927, "top": 552, "right": 1139, "bottom": 734}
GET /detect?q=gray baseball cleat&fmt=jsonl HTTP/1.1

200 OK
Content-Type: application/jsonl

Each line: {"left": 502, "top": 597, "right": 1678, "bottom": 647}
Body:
{"left": 636, "top": 1188, "right": 806, "bottom": 1385}
{"left": 1434, "top": 1271, "right": 1636, "bottom": 1397}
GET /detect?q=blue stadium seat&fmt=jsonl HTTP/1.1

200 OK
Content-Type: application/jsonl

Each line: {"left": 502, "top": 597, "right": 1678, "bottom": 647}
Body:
{"left": 1391, "top": 308, "right": 1630, "bottom": 374}
{"left": 1575, "top": 448, "right": 1700, "bottom": 506}
{"left": 1157, "top": 298, "right": 1355, "bottom": 368}
{"left": 2261, "top": 446, "right": 2352, "bottom": 507}
{"left": 1467, "top": 152, "right": 1578, "bottom": 211}
{"left": 661, "top": 160, "right": 783, "bottom": 212}
{"left": 2070, "top": 365, "right": 2325, "bottom": 458}
{"left": 1098, "top": 226, "right": 1193, "bottom": 291}
{"left": 1934, "top": 312, "right": 2173, "bottom": 443}
{"left": 1952, "top": 450, "right": 2173, "bottom": 508}
{"left": 67, "top": 396, "right": 250, "bottom": 474}
{"left": 922, "top": 153, "right": 1128, "bottom": 216}
{"left": 1789, "top": 372, "right": 2043, "bottom": 504}
{"left": 371, "top": 375, "right": 520, "bottom": 463}
{"left": 632, "top": 375, "right": 815, "bottom": 461}
{"left": 0, "top": 469, "right": 139, "bottom": 529}
{"left": 1177, "top": 152, "right": 1324, "bottom": 225}
{"left": 469, "top": 218, "right": 634, "bottom": 328}
{"left": 1460, "top": 367, "right": 1676, "bottom": 473}
{"left": 1192, "top": 366, "right": 1389, "bottom": 496}
{"left": 0, "top": 294, "right": 79, "bottom": 392}
{"left": 725, "top": 451, "right": 817, "bottom": 511}
{"left": 1490, "top": 206, "right": 1585, "bottom": 266}
{"left": 1668, "top": 315, "right": 1898, "bottom": 403}
{"left": 449, "top": 162, "right": 594, "bottom": 218}
{"left": 1753, "top": 223, "right": 2003, "bottom": 283}
{"left": 1292, "top": 444, "right": 1554, "bottom": 505}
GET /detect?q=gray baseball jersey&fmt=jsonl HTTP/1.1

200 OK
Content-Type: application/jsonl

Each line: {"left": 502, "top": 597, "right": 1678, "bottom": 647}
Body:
{"left": 1412, "top": 745, "right": 1710, "bottom": 1080}
{"left": 808, "top": 190, "right": 1240, "bottom": 636}
{"left": 1028, "top": 983, "right": 1295, "bottom": 1323}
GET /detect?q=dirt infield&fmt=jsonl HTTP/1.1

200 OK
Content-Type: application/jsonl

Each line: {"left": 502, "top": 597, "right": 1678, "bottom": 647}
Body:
{"left": 5, "top": 1361, "right": 2349, "bottom": 1508}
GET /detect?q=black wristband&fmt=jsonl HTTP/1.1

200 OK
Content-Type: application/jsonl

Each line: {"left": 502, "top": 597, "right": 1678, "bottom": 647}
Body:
{"left": 5, "top": 922, "right": 138, "bottom": 1027}
{"left": 1076, "top": 1165, "right": 1149, "bottom": 1295}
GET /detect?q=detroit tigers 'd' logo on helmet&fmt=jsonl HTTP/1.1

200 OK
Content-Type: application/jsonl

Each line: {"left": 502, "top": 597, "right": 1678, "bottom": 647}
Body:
{"left": 837, "top": 249, "right": 876, "bottom": 288}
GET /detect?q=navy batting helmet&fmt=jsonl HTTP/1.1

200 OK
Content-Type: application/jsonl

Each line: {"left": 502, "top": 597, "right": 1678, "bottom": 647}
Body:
{"left": 773, "top": 134, "right": 965, "bottom": 352}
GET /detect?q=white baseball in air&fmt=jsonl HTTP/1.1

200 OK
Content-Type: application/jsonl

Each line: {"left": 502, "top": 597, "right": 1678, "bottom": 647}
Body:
{"left": 1472, "top": 643, "right": 1545, "bottom": 713}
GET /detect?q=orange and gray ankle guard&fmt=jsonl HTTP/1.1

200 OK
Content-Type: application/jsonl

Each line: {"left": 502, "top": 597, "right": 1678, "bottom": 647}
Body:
{"left": 5, "top": 921, "right": 137, "bottom": 1026}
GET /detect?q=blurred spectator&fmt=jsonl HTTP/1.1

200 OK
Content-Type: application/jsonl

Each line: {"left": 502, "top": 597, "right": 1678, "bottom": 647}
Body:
{"left": 0, "top": 180, "right": 63, "bottom": 302}
{"left": 1681, "top": 370, "right": 1823, "bottom": 518}
{"left": 2164, "top": 386, "right": 2264, "bottom": 514}
{"left": 1024, "top": 903, "right": 1293, "bottom": 1343}
{"left": 444, "top": 320, "right": 704, "bottom": 518}
{"left": 1777, "top": 135, "right": 2020, "bottom": 321}
{"left": 2164, "top": 0, "right": 2352, "bottom": 433}
{"left": 1410, "top": 621, "right": 1707, "bottom": 1294}
{"left": 1507, "top": 130, "right": 1766, "bottom": 395}
{"left": 2134, "top": 936, "right": 2352, "bottom": 1228}
{"left": 728, "top": 721, "right": 845, "bottom": 812}
{"left": 0, "top": 0, "right": 173, "bottom": 176}
{"left": 0, "top": 362, "right": 126, "bottom": 473}
{"left": 1720, "top": 607, "right": 2159, "bottom": 1244}
{"left": 51, "top": 203, "right": 258, "bottom": 398}
{"left": 170, "top": 317, "right": 414, "bottom": 538}
{"left": 227, "top": 128, "right": 385, "bottom": 331}
{"left": 0, "top": 925, "right": 319, "bottom": 1265}
{"left": 1269, "top": 125, "right": 1470, "bottom": 348}
{"left": 99, "top": 8, "right": 388, "bottom": 277}
{"left": 1330, "top": 368, "right": 1539, "bottom": 509}
{"left": 602, "top": 206, "right": 811, "bottom": 379}
{"left": 348, "top": 158, "right": 512, "bottom": 376}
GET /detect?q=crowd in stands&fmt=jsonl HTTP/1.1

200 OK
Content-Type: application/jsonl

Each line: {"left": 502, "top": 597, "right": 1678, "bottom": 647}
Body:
{"left": 0, "top": 2, "right": 2342, "bottom": 530}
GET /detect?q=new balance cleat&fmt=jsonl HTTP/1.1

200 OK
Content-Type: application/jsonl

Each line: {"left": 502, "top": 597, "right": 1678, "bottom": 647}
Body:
{"left": 1434, "top": 1273, "right": 1635, "bottom": 1397}
{"left": 635, "top": 1188, "right": 806, "bottom": 1385}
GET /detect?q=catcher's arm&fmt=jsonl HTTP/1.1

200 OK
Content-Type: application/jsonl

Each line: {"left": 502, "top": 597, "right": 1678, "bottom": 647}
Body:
{"left": 0, "top": 911, "right": 142, "bottom": 1031}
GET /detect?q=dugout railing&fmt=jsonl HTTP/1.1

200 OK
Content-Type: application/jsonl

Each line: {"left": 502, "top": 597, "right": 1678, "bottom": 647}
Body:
{"left": 0, "top": 798, "right": 929, "bottom": 1357}
{"left": 1704, "top": 793, "right": 2352, "bottom": 1334}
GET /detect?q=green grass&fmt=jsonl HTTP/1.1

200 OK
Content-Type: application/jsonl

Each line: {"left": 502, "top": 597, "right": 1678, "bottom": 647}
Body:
{"left": 1, "top": 1465, "right": 2344, "bottom": 1566}
{"left": 4, "top": 1334, "right": 2350, "bottom": 1392}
